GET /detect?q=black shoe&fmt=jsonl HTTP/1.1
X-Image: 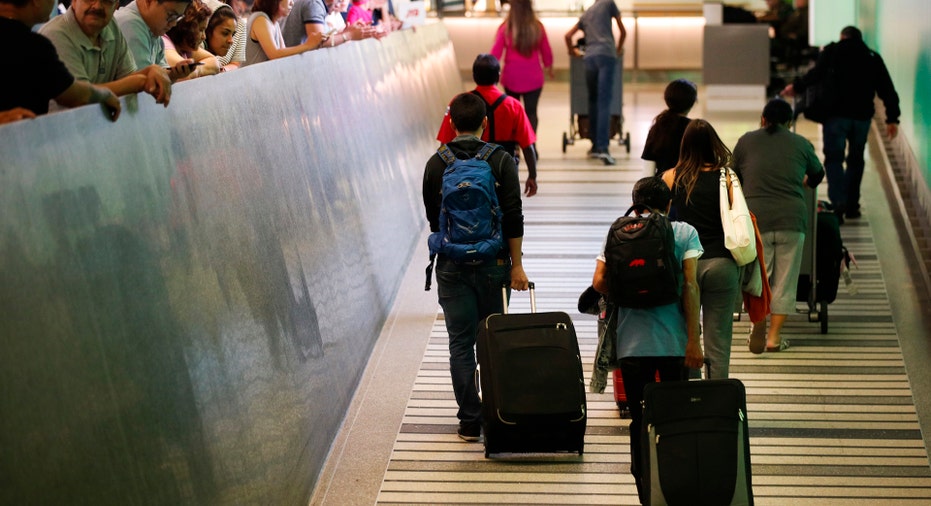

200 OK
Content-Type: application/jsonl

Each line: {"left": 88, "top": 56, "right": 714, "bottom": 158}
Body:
{"left": 846, "top": 210, "right": 862, "bottom": 219}
{"left": 457, "top": 422, "right": 481, "bottom": 442}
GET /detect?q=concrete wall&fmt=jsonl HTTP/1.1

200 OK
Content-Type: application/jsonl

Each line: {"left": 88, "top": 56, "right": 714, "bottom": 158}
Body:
{"left": 0, "top": 22, "right": 460, "bottom": 505}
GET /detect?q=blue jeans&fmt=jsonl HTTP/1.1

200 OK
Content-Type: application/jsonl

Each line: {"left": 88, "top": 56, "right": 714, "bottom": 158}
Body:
{"left": 822, "top": 117, "right": 871, "bottom": 213}
{"left": 696, "top": 256, "right": 740, "bottom": 379}
{"left": 435, "top": 259, "right": 510, "bottom": 425}
{"left": 584, "top": 54, "right": 617, "bottom": 152}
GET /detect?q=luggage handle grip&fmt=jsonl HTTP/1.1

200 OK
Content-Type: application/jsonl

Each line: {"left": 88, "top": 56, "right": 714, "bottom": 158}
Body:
{"left": 501, "top": 281, "right": 535, "bottom": 314}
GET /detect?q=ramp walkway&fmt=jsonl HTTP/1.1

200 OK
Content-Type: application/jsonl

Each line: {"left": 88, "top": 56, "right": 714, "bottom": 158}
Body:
{"left": 312, "top": 81, "right": 931, "bottom": 506}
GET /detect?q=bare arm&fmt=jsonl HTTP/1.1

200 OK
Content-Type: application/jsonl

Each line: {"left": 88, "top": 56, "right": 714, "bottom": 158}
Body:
{"left": 100, "top": 65, "right": 172, "bottom": 106}
{"left": 520, "top": 145, "right": 538, "bottom": 197}
{"left": 565, "top": 24, "right": 581, "bottom": 57}
{"left": 507, "top": 237, "right": 529, "bottom": 291}
{"left": 592, "top": 259, "right": 608, "bottom": 294}
{"left": 166, "top": 47, "right": 221, "bottom": 80}
{"left": 661, "top": 168, "right": 676, "bottom": 189}
{"left": 55, "top": 80, "right": 120, "bottom": 121}
{"left": 0, "top": 108, "right": 37, "bottom": 125}
{"left": 254, "top": 17, "right": 318, "bottom": 60}
{"left": 680, "top": 257, "right": 702, "bottom": 369}
{"left": 614, "top": 13, "right": 627, "bottom": 54}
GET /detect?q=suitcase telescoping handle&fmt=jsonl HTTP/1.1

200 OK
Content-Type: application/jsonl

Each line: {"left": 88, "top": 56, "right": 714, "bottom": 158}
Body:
{"left": 501, "top": 281, "right": 536, "bottom": 314}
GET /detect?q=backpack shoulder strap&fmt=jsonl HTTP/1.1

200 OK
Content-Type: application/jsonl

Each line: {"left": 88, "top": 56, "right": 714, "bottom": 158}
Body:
{"left": 485, "top": 95, "right": 507, "bottom": 142}
{"left": 625, "top": 204, "right": 652, "bottom": 217}
{"left": 470, "top": 90, "right": 508, "bottom": 143}
{"left": 476, "top": 143, "right": 499, "bottom": 161}
{"left": 437, "top": 144, "right": 457, "bottom": 167}
{"left": 488, "top": 94, "right": 507, "bottom": 110}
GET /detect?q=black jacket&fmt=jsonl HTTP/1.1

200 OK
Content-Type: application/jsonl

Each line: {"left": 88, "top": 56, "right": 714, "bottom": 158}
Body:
{"left": 422, "top": 136, "right": 524, "bottom": 253}
{"left": 794, "top": 37, "right": 900, "bottom": 124}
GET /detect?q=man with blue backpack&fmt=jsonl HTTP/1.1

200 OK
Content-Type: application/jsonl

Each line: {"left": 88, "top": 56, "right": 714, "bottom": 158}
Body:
{"left": 423, "top": 92, "right": 530, "bottom": 443}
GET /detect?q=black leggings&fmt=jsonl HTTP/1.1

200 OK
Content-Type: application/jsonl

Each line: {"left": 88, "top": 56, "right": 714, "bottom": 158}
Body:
{"left": 619, "top": 356, "right": 688, "bottom": 504}
{"left": 504, "top": 87, "right": 542, "bottom": 133}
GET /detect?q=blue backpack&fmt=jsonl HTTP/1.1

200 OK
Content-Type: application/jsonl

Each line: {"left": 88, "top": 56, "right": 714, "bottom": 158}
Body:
{"left": 428, "top": 143, "right": 504, "bottom": 263}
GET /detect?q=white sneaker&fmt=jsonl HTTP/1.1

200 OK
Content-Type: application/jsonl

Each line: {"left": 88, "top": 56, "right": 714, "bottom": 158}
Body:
{"left": 598, "top": 152, "right": 616, "bottom": 165}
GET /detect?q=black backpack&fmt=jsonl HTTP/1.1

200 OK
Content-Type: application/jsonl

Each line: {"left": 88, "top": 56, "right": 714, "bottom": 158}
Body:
{"left": 604, "top": 205, "right": 681, "bottom": 308}
{"left": 470, "top": 90, "right": 518, "bottom": 158}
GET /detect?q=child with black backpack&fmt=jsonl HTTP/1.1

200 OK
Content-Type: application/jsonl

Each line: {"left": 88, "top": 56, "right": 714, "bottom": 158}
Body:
{"left": 590, "top": 176, "right": 703, "bottom": 503}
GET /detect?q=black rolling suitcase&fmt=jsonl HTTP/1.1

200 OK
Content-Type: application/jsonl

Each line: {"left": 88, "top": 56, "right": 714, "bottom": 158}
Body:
{"left": 797, "top": 199, "right": 846, "bottom": 333}
{"left": 476, "top": 282, "right": 587, "bottom": 458}
{"left": 641, "top": 379, "right": 753, "bottom": 506}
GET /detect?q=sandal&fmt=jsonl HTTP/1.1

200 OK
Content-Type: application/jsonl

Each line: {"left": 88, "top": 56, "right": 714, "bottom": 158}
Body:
{"left": 748, "top": 323, "right": 767, "bottom": 355}
{"left": 765, "top": 339, "right": 790, "bottom": 353}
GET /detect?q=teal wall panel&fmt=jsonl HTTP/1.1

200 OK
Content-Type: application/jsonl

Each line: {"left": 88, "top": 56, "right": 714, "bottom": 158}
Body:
{"left": 861, "top": 0, "right": 931, "bottom": 194}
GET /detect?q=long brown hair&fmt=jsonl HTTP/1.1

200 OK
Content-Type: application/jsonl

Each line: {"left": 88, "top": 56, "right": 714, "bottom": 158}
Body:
{"left": 672, "top": 119, "right": 732, "bottom": 203}
{"left": 166, "top": 0, "right": 212, "bottom": 52}
{"left": 504, "top": 0, "right": 542, "bottom": 58}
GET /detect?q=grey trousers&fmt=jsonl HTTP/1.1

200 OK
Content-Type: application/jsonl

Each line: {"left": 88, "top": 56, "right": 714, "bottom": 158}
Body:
{"left": 696, "top": 256, "right": 741, "bottom": 379}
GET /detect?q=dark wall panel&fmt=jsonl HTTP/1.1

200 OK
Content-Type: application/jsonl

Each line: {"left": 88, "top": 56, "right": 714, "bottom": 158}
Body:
{"left": 0, "top": 22, "right": 460, "bottom": 505}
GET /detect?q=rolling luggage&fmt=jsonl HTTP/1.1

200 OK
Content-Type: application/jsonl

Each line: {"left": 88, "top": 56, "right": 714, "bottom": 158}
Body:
{"left": 476, "top": 282, "right": 587, "bottom": 458}
{"left": 641, "top": 379, "right": 753, "bottom": 506}
{"left": 797, "top": 198, "right": 846, "bottom": 333}
{"left": 613, "top": 368, "right": 630, "bottom": 415}
{"left": 613, "top": 368, "right": 661, "bottom": 418}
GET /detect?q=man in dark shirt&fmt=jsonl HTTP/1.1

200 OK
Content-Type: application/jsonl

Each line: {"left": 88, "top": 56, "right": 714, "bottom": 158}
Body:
{"left": 423, "top": 92, "right": 529, "bottom": 442}
{"left": 0, "top": 0, "right": 121, "bottom": 124}
{"left": 783, "top": 26, "right": 900, "bottom": 221}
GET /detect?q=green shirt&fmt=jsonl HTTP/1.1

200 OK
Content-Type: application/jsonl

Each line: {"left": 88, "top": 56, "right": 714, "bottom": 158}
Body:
{"left": 114, "top": 1, "right": 166, "bottom": 67}
{"left": 39, "top": 8, "right": 137, "bottom": 84}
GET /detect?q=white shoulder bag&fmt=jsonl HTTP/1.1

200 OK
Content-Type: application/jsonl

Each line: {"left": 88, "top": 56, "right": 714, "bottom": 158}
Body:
{"left": 720, "top": 168, "right": 757, "bottom": 266}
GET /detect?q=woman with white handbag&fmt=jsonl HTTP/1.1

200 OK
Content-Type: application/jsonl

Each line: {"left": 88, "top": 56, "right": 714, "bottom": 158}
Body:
{"left": 734, "top": 99, "right": 825, "bottom": 353}
{"left": 661, "top": 119, "right": 742, "bottom": 379}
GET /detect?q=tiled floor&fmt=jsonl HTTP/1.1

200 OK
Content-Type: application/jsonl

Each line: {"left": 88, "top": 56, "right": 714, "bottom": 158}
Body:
{"left": 311, "top": 81, "right": 931, "bottom": 505}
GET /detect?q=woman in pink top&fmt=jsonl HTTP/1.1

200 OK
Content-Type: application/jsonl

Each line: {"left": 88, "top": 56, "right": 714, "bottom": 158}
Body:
{"left": 491, "top": 0, "right": 554, "bottom": 134}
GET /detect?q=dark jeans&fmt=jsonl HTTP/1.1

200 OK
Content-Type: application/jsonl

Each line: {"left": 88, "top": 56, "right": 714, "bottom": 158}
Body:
{"left": 822, "top": 117, "right": 871, "bottom": 213}
{"left": 504, "top": 87, "right": 542, "bottom": 132}
{"left": 620, "top": 357, "right": 688, "bottom": 504}
{"left": 435, "top": 258, "right": 510, "bottom": 425}
{"left": 584, "top": 54, "right": 617, "bottom": 152}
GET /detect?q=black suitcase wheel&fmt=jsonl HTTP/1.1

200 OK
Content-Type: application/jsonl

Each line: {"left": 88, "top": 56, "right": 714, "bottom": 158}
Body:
{"left": 623, "top": 132, "right": 631, "bottom": 153}
{"left": 820, "top": 302, "right": 829, "bottom": 334}
{"left": 562, "top": 132, "right": 568, "bottom": 153}
{"left": 808, "top": 308, "right": 819, "bottom": 322}
{"left": 616, "top": 401, "right": 630, "bottom": 419}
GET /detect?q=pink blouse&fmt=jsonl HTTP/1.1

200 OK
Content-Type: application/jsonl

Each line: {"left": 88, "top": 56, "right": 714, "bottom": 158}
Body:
{"left": 490, "top": 22, "right": 553, "bottom": 94}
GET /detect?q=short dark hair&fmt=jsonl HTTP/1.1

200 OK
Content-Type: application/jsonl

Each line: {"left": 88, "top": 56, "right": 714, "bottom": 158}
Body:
{"left": 664, "top": 79, "right": 698, "bottom": 114}
{"left": 472, "top": 54, "right": 501, "bottom": 86}
{"left": 840, "top": 26, "right": 862, "bottom": 40}
{"left": 0, "top": 0, "right": 30, "bottom": 7}
{"left": 632, "top": 176, "right": 672, "bottom": 211}
{"left": 762, "top": 98, "right": 793, "bottom": 132}
{"left": 448, "top": 92, "right": 486, "bottom": 134}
